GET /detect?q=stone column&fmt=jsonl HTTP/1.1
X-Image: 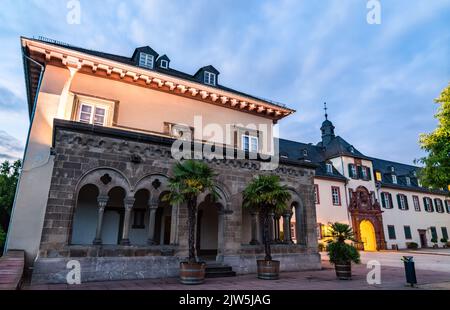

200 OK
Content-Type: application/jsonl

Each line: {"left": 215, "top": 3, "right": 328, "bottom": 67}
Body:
{"left": 170, "top": 203, "right": 179, "bottom": 245}
{"left": 283, "top": 211, "right": 293, "bottom": 244}
{"left": 249, "top": 211, "right": 260, "bottom": 245}
{"left": 274, "top": 215, "right": 281, "bottom": 243}
{"left": 93, "top": 195, "right": 109, "bottom": 245}
{"left": 147, "top": 203, "right": 158, "bottom": 245}
{"left": 294, "top": 204, "right": 306, "bottom": 245}
{"left": 120, "top": 197, "right": 135, "bottom": 245}
{"left": 268, "top": 211, "right": 275, "bottom": 243}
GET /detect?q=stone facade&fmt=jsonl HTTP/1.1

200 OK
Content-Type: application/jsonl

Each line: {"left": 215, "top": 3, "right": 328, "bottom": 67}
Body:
{"left": 32, "top": 120, "right": 320, "bottom": 284}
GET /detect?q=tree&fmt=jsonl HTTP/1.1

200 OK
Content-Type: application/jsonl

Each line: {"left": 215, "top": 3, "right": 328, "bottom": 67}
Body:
{"left": 417, "top": 83, "right": 450, "bottom": 190}
{"left": 326, "top": 223, "right": 360, "bottom": 265}
{"left": 0, "top": 160, "right": 21, "bottom": 251}
{"left": 242, "top": 175, "right": 291, "bottom": 261}
{"left": 163, "top": 160, "right": 217, "bottom": 263}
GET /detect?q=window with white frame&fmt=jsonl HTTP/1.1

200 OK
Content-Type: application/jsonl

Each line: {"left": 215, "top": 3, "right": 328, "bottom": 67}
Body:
{"left": 331, "top": 186, "right": 341, "bottom": 206}
{"left": 160, "top": 59, "right": 168, "bottom": 69}
{"left": 424, "top": 197, "right": 433, "bottom": 212}
{"left": 392, "top": 174, "right": 397, "bottom": 184}
{"left": 204, "top": 71, "right": 216, "bottom": 86}
{"left": 406, "top": 177, "right": 411, "bottom": 186}
{"left": 350, "top": 164, "right": 357, "bottom": 178}
{"left": 139, "top": 52, "right": 154, "bottom": 69}
{"left": 242, "top": 135, "right": 258, "bottom": 152}
{"left": 361, "top": 166, "right": 368, "bottom": 179}
{"left": 78, "top": 103, "right": 107, "bottom": 126}
{"left": 412, "top": 195, "right": 420, "bottom": 212}
{"left": 397, "top": 194, "right": 408, "bottom": 210}
{"left": 435, "top": 199, "right": 444, "bottom": 213}
{"left": 381, "top": 192, "right": 392, "bottom": 209}
{"left": 326, "top": 163, "right": 333, "bottom": 174}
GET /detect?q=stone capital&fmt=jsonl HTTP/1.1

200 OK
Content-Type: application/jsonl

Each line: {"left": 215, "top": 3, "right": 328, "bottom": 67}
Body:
{"left": 97, "top": 195, "right": 109, "bottom": 208}
{"left": 124, "top": 197, "right": 135, "bottom": 209}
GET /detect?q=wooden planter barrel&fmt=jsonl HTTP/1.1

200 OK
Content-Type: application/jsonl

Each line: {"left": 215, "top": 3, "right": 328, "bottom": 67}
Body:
{"left": 257, "top": 260, "right": 280, "bottom": 280}
{"left": 335, "top": 262, "right": 352, "bottom": 280}
{"left": 180, "top": 262, "right": 206, "bottom": 285}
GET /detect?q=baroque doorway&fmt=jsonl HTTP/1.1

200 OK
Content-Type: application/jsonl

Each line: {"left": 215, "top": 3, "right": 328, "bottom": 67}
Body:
{"left": 359, "top": 220, "right": 377, "bottom": 251}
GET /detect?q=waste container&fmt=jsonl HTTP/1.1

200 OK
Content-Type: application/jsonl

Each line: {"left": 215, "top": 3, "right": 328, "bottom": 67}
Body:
{"left": 402, "top": 256, "right": 417, "bottom": 287}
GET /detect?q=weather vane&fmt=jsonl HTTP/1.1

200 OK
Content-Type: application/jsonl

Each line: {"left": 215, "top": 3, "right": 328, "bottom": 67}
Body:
{"left": 324, "top": 102, "right": 328, "bottom": 120}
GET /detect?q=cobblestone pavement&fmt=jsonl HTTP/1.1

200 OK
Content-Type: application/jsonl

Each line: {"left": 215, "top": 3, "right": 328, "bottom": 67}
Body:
{"left": 25, "top": 258, "right": 450, "bottom": 290}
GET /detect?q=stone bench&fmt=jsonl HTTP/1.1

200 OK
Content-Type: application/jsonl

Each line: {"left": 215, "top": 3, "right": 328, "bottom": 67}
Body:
{"left": 0, "top": 250, "right": 25, "bottom": 290}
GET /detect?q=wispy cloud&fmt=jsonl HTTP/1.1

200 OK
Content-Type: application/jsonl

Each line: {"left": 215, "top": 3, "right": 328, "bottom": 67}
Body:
{"left": 0, "top": 130, "right": 24, "bottom": 162}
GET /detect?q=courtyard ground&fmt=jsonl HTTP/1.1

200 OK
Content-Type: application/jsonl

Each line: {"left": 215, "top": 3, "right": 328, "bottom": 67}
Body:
{"left": 25, "top": 250, "right": 450, "bottom": 290}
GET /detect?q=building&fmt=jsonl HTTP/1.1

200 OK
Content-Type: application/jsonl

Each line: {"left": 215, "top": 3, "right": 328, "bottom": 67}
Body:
{"left": 5, "top": 37, "right": 321, "bottom": 284}
{"left": 279, "top": 108, "right": 450, "bottom": 251}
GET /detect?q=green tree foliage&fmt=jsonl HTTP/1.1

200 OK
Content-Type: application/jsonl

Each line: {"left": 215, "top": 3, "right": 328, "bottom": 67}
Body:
{"left": 0, "top": 159, "right": 21, "bottom": 250}
{"left": 417, "top": 83, "right": 450, "bottom": 190}
{"left": 243, "top": 175, "right": 291, "bottom": 261}
{"left": 163, "top": 160, "right": 217, "bottom": 263}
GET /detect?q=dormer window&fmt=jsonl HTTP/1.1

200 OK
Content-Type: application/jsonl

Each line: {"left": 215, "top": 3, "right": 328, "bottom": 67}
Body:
{"left": 412, "top": 171, "right": 417, "bottom": 177}
{"left": 160, "top": 59, "right": 169, "bottom": 69}
{"left": 406, "top": 177, "right": 411, "bottom": 186}
{"left": 390, "top": 166, "right": 395, "bottom": 173}
{"left": 392, "top": 174, "right": 397, "bottom": 184}
{"left": 139, "top": 53, "right": 154, "bottom": 69}
{"left": 326, "top": 163, "right": 333, "bottom": 174}
{"left": 303, "top": 149, "right": 308, "bottom": 157}
{"left": 204, "top": 71, "right": 216, "bottom": 86}
{"left": 349, "top": 146, "right": 354, "bottom": 153}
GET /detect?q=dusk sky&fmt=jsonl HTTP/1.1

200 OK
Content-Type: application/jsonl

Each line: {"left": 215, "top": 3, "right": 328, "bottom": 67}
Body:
{"left": 0, "top": 0, "right": 449, "bottom": 164}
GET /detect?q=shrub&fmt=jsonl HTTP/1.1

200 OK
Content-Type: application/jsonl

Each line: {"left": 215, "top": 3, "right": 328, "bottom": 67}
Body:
{"left": 431, "top": 237, "right": 438, "bottom": 244}
{"left": 406, "top": 242, "right": 418, "bottom": 249}
{"left": 440, "top": 238, "right": 448, "bottom": 243}
{"left": 327, "top": 242, "right": 360, "bottom": 265}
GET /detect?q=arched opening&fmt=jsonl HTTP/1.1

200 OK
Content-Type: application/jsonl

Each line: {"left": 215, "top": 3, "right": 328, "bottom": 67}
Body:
{"left": 360, "top": 220, "right": 377, "bottom": 251}
{"left": 154, "top": 191, "right": 172, "bottom": 245}
{"left": 129, "top": 189, "right": 150, "bottom": 245}
{"left": 103, "top": 186, "right": 126, "bottom": 244}
{"left": 71, "top": 184, "right": 99, "bottom": 245}
{"left": 197, "top": 194, "right": 221, "bottom": 260}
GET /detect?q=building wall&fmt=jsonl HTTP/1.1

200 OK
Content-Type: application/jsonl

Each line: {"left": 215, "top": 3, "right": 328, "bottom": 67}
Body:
{"left": 330, "top": 156, "right": 376, "bottom": 193}
{"left": 314, "top": 178, "right": 349, "bottom": 225}
{"left": 379, "top": 187, "right": 450, "bottom": 249}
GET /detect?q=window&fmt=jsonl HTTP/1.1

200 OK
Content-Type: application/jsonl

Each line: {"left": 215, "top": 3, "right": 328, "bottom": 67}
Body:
{"left": 406, "top": 177, "right": 411, "bottom": 186}
{"left": 430, "top": 227, "right": 438, "bottom": 240}
{"left": 165, "top": 123, "right": 194, "bottom": 140}
{"left": 445, "top": 200, "right": 450, "bottom": 213}
{"left": 349, "top": 146, "right": 354, "bottom": 153}
{"left": 242, "top": 135, "right": 258, "bottom": 152}
{"left": 397, "top": 194, "right": 409, "bottom": 210}
{"left": 361, "top": 166, "right": 368, "bottom": 179}
{"left": 390, "top": 166, "right": 395, "bottom": 173}
{"left": 132, "top": 209, "right": 146, "bottom": 229}
{"left": 381, "top": 192, "right": 393, "bottom": 209}
{"left": 434, "top": 199, "right": 444, "bottom": 213}
{"left": 303, "top": 149, "right": 308, "bottom": 157}
{"left": 78, "top": 103, "right": 107, "bottom": 126}
{"left": 442, "top": 227, "right": 449, "bottom": 240}
{"left": 139, "top": 52, "right": 154, "bottom": 69}
{"left": 160, "top": 59, "right": 168, "bottom": 69}
{"left": 418, "top": 179, "right": 422, "bottom": 187}
{"left": 412, "top": 196, "right": 421, "bottom": 212}
{"left": 387, "top": 225, "right": 396, "bottom": 240}
{"left": 412, "top": 171, "right": 417, "bottom": 177}
{"left": 423, "top": 197, "right": 434, "bottom": 212}
{"left": 392, "top": 174, "right": 397, "bottom": 184}
{"left": 348, "top": 164, "right": 357, "bottom": 179}
{"left": 204, "top": 71, "right": 216, "bottom": 86}
{"left": 326, "top": 163, "right": 333, "bottom": 174}
{"left": 375, "top": 171, "right": 382, "bottom": 182}
{"left": 331, "top": 186, "right": 341, "bottom": 206}
{"left": 404, "top": 226, "right": 412, "bottom": 240}
{"left": 314, "top": 184, "right": 320, "bottom": 204}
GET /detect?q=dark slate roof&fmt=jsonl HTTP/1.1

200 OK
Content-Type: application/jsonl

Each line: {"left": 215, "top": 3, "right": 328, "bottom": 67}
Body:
{"left": 278, "top": 138, "right": 346, "bottom": 181}
{"left": 370, "top": 157, "right": 449, "bottom": 195}
{"left": 27, "top": 37, "right": 290, "bottom": 111}
{"left": 318, "top": 136, "right": 370, "bottom": 160}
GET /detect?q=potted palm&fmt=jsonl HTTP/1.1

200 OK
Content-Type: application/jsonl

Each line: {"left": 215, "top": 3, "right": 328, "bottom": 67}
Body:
{"left": 163, "top": 160, "right": 217, "bottom": 285}
{"left": 243, "top": 175, "right": 291, "bottom": 280}
{"left": 326, "top": 223, "right": 360, "bottom": 280}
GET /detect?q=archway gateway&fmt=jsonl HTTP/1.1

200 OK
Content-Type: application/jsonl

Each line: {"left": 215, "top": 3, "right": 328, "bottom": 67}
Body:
{"left": 359, "top": 220, "right": 377, "bottom": 251}
{"left": 196, "top": 194, "right": 221, "bottom": 261}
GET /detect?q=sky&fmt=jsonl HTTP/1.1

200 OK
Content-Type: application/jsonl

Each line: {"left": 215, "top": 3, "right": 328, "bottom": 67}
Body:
{"left": 0, "top": 0, "right": 449, "bottom": 164}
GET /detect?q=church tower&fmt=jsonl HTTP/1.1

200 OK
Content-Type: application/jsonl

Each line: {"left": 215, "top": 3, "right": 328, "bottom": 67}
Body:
{"left": 320, "top": 102, "right": 335, "bottom": 146}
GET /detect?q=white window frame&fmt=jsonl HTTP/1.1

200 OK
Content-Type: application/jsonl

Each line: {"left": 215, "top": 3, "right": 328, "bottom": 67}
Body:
{"left": 331, "top": 187, "right": 341, "bottom": 206}
{"left": 382, "top": 192, "right": 391, "bottom": 209}
{"left": 392, "top": 174, "right": 397, "bottom": 184}
{"left": 78, "top": 103, "right": 108, "bottom": 126}
{"left": 435, "top": 199, "right": 443, "bottom": 213}
{"left": 361, "top": 166, "right": 368, "bottom": 179}
{"left": 326, "top": 163, "right": 333, "bottom": 174}
{"left": 160, "top": 59, "right": 168, "bottom": 69}
{"left": 350, "top": 165, "right": 357, "bottom": 178}
{"left": 241, "top": 135, "right": 258, "bottom": 152}
{"left": 424, "top": 198, "right": 432, "bottom": 212}
{"left": 406, "top": 177, "right": 411, "bottom": 186}
{"left": 204, "top": 71, "right": 216, "bottom": 86}
{"left": 413, "top": 196, "right": 420, "bottom": 212}
{"left": 398, "top": 194, "right": 407, "bottom": 210}
{"left": 139, "top": 52, "right": 154, "bottom": 69}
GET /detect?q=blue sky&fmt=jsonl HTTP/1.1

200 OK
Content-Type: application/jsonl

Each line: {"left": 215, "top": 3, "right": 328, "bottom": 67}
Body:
{"left": 0, "top": 0, "right": 449, "bottom": 164}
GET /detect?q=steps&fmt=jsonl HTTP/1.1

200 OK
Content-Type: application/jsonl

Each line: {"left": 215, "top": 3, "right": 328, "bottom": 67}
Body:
{"left": 205, "top": 263, "right": 236, "bottom": 278}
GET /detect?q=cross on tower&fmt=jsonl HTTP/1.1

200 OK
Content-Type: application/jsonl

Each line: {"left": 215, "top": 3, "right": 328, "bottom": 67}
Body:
{"left": 324, "top": 102, "right": 328, "bottom": 120}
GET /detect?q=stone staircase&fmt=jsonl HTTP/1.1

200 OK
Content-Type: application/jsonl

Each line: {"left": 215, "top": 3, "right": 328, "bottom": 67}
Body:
{"left": 205, "top": 263, "right": 236, "bottom": 278}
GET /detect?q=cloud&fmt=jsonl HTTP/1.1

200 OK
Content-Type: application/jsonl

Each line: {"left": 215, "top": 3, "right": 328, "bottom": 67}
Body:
{"left": 0, "top": 86, "right": 26, "bottom": 111}
{"left": 0, "top": 130, "right": 24, "bottom": 162}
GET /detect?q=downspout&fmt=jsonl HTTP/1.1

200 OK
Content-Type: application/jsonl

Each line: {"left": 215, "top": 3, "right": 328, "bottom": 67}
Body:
{"left": 340, "top": 156, "right": 351, "bottom": 224}
{"left": 3, "top": 49, "right": 45, "bottom": 255}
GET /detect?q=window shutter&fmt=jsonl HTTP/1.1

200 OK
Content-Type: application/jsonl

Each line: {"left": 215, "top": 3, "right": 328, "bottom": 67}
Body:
{"left": 423, "top": 197, "right": 427, "bottom": 211}
{"left": 366, "top": 167, "right": 372, "bottom": 180}
{"left": 357, "top": 166, "right": 363, "bottom": 179}
{"left": 396, "top": 194, "right": 401, "bottom": 209}
{"left": 404, "top": 195, "right": 409, "bottom": 210}
{"left": 445, "top": 200, "right": 450, "bottom": 213}
{"left": 388, "top": 193, "right": 393, "bottom": 209}
{"left": 381, "top": 193, "right": 386, "bottom": 208}
{"left": 348, "top": 164, "right": 353, "bottom": 178}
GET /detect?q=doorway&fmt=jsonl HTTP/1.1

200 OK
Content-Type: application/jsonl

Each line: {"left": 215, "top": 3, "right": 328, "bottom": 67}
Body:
{"left": 360, "top": 220, "right": 377, "bottom": 251}
{"left": 196, "top": 197, "right": 219, "bottom": 260}
{"left": 418, "top": 229, "right": 428, "bottom": 248}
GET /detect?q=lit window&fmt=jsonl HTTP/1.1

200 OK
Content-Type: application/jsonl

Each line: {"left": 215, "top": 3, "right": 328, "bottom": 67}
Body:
{"left": 326, "top": 163, "right": 333, "bottom": 174}
{"left": 331, "top": 186, "right": 341, "bottom": 206}
{"left": 242, "top": 135, "right": 258, "bottom": 152}
{"left": 204, "top": 71, "right": 216, "bottom": 86}
{"left": 139, "top": 52, "right": 154, "bottom": 69}
{"left": 78, "top": 103, "right": 107, "bottom": 126}
{"left": 375, "top": 171, "right": 382, "bottom": 181}
{"left": 412, "top": 196, "right": 421, "bottom": 212}
{"left": 392, "top": 174, "right": 397, "bottom": 184}
{"left": 406, "top": 177, "right": 411, "bottom": 186}
{"left": 160, "top": 59, "right": 168, "bottom": 69}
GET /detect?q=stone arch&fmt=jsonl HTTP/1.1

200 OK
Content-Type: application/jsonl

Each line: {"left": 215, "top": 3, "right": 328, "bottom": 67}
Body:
{"left": 286, "top": 187, "right": 307, "bottom": 245}
{"left": 134, "top": 174, "right": 170, "bottom": 206}
{"left": 197, "top": 181, "right": 231, "bottom": 211}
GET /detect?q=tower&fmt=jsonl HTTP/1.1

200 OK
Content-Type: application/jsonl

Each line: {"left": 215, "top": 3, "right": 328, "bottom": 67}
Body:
{"left": 320, "top": 102, "right": 335, "bottom": 146}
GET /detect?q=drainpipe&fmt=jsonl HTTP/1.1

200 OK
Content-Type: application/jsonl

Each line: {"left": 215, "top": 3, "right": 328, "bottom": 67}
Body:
{"left": 340, "top": 157, "right": 351, "bottom": 224}
{"left": 3, "top": 49, "right": 45, "bottom": 255}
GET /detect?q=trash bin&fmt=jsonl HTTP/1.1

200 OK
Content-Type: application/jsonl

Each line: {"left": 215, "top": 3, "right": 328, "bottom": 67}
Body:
{"left": 402, "top": 256, "right": 417, "bottom": 287}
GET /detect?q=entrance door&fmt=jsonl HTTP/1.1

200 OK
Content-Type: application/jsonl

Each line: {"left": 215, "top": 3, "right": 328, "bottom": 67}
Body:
{"left": 360, "top": 220, "right": 377, "bottom": 251}
{"left": 418, "top": 229, "right": 427, "bottom": 248}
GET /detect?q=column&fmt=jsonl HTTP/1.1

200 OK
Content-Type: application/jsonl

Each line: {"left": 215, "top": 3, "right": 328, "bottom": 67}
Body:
{"left": 93, "top": 195, "right": 108, "bottom": 245}
{"left": 274, "top": 215, "right": 281, "bottom": 243}
{"left": 283, "top": 211, "right": 293, "bottom": 243}
{"left": 147, "top": 203, "right": 158, "bottom": 245}
{"left": 268, "top": 211, "right": 275, "bottom": 243}
{"left": 120, "top": 197, "right": 135, "bottom": 245}
{"left": 249, "top": 211, "right": 260, "bottom": 245}
{"left": 295, "top": 204, "right": 305, "bottom": 245}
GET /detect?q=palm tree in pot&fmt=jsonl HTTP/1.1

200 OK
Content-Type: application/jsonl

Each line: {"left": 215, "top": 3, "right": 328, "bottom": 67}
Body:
{"left": 326, "top": 222, "right": 361, "bottom": 280}
{"left": 243, "top": 175, "right": 291, "bottom": 280}
{"left": 163, "top": 160, "right": 217, "bottom": 285}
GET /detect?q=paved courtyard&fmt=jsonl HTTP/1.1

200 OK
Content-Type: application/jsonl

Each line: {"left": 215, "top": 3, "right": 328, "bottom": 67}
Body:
{"left": 24, "top": 250, "right": 450, "bottom": 290}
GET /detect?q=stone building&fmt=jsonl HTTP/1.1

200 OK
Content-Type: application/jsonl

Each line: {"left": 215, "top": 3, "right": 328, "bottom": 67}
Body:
{"left": 6, "top": 37, "right": 320, "bottom": 283}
